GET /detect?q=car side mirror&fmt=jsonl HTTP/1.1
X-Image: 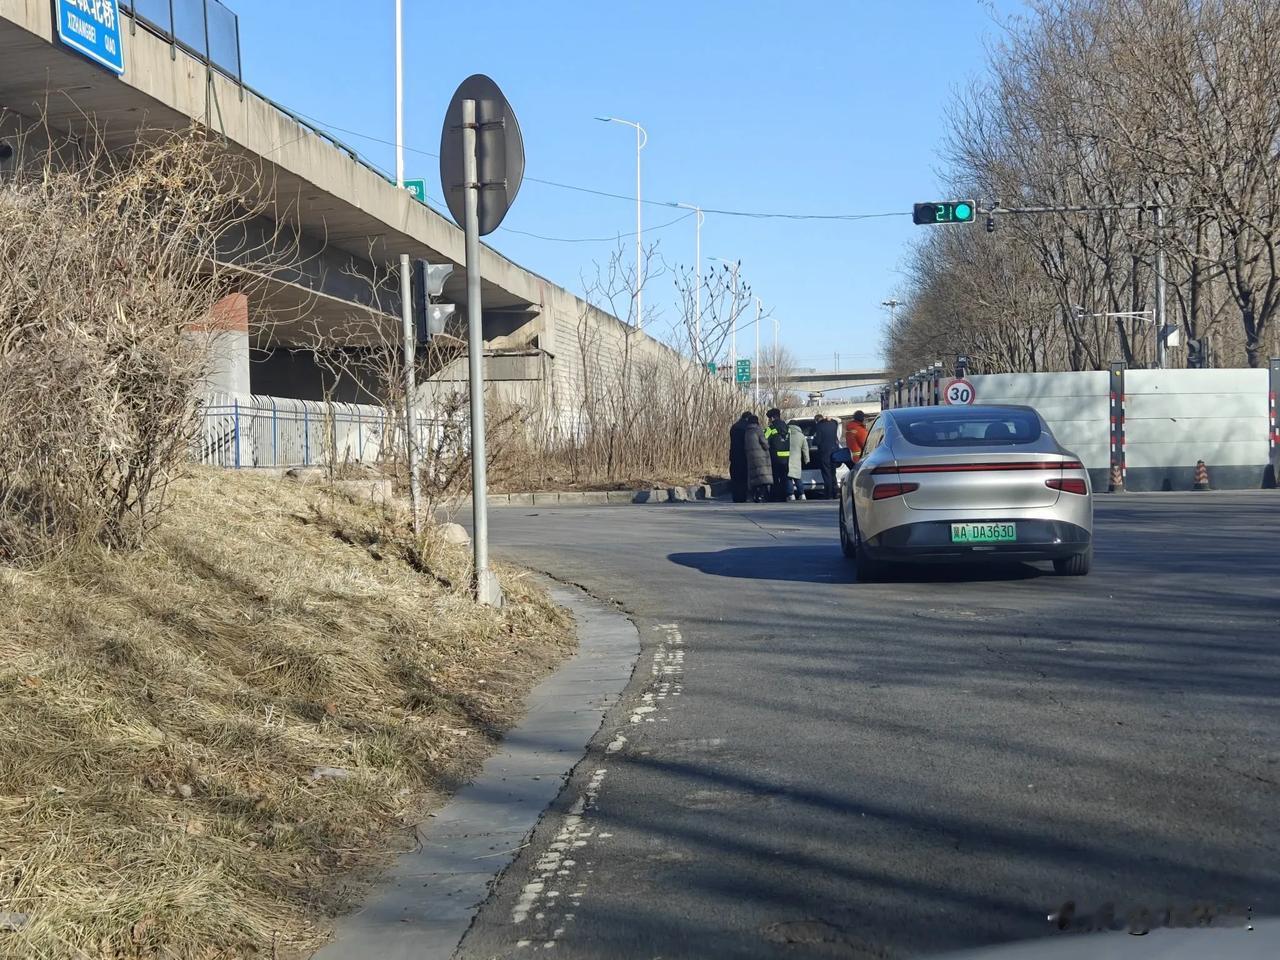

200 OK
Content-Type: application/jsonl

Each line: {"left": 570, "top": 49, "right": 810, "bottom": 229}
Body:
{"left": 830, "top": 448, "right": 854, "bottom": 467}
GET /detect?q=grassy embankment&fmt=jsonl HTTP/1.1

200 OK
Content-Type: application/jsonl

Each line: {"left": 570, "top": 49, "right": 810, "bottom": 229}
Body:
{"left": 0, "top": 469, "right": 575, "bottom": 959}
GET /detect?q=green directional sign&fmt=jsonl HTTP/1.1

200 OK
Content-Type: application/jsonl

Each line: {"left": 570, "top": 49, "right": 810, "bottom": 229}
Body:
{"left": 404, "top": 179, "right": 427, "bottom": 203}
{"left": 735, "top": 359, "right": 752, "bottom": 384}
{"left": 706, "top": 361, "right": 718, "bottom": 374}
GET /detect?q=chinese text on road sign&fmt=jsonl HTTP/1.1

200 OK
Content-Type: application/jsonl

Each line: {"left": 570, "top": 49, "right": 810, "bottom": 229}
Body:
{"left": 56, "top": 0, "right": 124, "bottom": 75}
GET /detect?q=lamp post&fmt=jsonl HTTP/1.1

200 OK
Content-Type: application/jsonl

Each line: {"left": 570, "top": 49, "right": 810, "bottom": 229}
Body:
{"left": 394, "top": 0, "right": 421, "bottom": 533}
{"left": 754, "top": 296, "right": 761, "bottom": 407}
{"left": 773, "top": 312, "right": 780, "bottom": 398}
{"left": 881, "top": 298, "right": 901, "bottom": 325}
{"left": 595, "top": 116, "right": 647, "bottom": 329}
{"left": 676, "top": 202, "right": 704, "bottom": 359}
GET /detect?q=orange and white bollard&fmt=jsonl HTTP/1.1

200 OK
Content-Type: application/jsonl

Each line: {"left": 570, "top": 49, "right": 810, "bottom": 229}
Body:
{"left": 1193, "top": 460, "right": 1211, "bottom": 491}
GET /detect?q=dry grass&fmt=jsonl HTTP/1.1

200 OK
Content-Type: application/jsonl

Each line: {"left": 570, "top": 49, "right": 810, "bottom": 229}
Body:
{"left": 0, "top": 469, "right": 575, "bottom": 959}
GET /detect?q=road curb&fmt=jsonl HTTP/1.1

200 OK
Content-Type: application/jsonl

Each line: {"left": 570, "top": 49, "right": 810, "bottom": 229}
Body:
{"left": 464, "top": 480, "right": 730, "bottom": 509}
{"left": 311, "top": 583, "right": 640, "bottom": 960}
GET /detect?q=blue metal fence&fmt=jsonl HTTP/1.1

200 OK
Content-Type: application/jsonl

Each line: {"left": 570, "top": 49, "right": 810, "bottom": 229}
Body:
{"left": 197, "top": 394, "right": 438, "bottom": 469}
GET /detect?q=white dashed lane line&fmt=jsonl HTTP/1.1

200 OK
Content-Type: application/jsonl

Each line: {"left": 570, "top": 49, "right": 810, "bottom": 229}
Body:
{"left": 512, "top": 621, "right": 688, "bottom": 951}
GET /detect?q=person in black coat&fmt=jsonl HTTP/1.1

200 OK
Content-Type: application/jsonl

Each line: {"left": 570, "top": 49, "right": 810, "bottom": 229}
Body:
{"left": 743, "top": 415, "right": 773, "bottom": 502}
{"left": 728, "top": 411, "right": 752, "bottom": 503}
{"left": 813, "top": 413, "right": 841, "bottom": 499}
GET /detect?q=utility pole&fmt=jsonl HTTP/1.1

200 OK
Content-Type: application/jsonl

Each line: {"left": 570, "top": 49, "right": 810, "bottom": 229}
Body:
{"left": 394, "top": 0, "right": 421, "bottom": 534}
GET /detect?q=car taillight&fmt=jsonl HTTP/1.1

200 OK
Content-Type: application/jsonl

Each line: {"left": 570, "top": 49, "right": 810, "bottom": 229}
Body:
{"left": 1047, "top": 478, "right": 1088, "bottom": 495}
{"left": 872, "top": 482, "right": 920, "bottom": 500}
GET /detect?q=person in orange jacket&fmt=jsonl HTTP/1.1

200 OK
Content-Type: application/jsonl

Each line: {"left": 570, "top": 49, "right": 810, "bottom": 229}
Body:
{"left": 844, "top": 410, "right": 870, "bottom": 462}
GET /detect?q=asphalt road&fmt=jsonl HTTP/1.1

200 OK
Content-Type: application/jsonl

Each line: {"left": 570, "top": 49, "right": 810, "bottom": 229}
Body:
{"left": 456, "top": 493, "right": 1280, "bottom": 959}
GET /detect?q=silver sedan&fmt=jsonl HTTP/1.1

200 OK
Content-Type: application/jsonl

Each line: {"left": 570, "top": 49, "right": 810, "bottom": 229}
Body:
{"left": 837, "top": 405, "right": 1093, "bottom": 579}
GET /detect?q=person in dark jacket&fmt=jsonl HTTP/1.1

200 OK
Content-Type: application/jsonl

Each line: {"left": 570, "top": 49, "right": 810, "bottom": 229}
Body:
{"left": 764, "top": 408, "right": 791, "bottom": 502}
{"left": 813, "top": 413, "right": 841, "bottom": 499}
{"left": 743, "top": 414, "right": 773, "bottom": 502}
{"left": 728, "top": 411, "right": 752, "bottom": 503}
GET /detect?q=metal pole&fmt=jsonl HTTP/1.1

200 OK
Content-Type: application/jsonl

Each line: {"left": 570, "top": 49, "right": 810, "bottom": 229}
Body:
{"left": 463, "top": 99, "right": 501, "bottom": 607}
{"left": 1155, "top": 202, "right": 1167, "bottom": 369}
{"left": 395, "top": 0, "right": 421, "bottom": 533}
{"left": 694, "top": 207, "right": 703, "bottom": 358}
{"left": 754, "top": 297, "right": 761, "bottom": 406}
{"left": 635, "top": 122, "right": 644, "bottom": 330}
{"left": 730, "top": 261, "right": 739, "bottom": 374}
{"left": 773, "top": 312, "right": 779, "bottom": 389}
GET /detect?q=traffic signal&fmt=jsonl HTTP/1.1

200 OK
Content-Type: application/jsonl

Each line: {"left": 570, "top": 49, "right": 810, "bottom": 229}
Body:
{"left": 412, "top": 261, "right": 456, "bottom": 343}
{"left": 912, "top": 201, "right": 977, "bottom": 225}
{"left": 1187, "top": 337, "right": 1205, "bottom": 369}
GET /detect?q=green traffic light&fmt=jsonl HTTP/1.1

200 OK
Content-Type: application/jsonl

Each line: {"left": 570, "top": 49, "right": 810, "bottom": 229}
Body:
{"left": 955, "top": 202, "right": 973, "bottom": 221}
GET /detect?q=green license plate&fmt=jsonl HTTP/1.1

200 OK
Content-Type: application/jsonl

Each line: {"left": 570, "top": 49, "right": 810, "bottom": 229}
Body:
{"left": 951, "top": 522, "right": 1017, "bottom": 544}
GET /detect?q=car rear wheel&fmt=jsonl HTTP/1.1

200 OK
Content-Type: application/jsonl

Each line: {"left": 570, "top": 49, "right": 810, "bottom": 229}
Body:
{"left": 851, "top": 515, "right": 885, "bottom": 582}
{"left": 1053, "top": 547, "right": 1092, "bottom": 577}
{"left": 839, "top": 500, "right": 856, "bottom": 558}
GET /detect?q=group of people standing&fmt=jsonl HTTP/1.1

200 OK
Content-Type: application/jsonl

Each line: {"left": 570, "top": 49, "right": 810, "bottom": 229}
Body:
{"left": 727, "top": 409, "right": 872, "bottom": 504}
{"left": 727, "top": 408, "right": 804, "bottom": 503}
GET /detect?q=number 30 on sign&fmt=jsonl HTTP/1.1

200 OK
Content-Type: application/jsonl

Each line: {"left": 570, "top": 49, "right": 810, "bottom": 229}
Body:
{"left": 944, "top": 378, "right": 976, "bottom": 405}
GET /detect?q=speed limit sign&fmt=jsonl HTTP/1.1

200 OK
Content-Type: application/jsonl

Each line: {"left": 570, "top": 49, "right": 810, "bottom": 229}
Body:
{"left": 944, "top": 378, "right": 977, "bottom": 405}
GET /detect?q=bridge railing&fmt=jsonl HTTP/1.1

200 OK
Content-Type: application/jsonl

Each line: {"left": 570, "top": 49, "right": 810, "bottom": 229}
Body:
{"left": 119, "top": 1, "right": 363, "bottom": 163}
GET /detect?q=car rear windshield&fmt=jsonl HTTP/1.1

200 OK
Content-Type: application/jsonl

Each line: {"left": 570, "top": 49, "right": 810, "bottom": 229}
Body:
{"left": 897, "top": 409, "right": 1042, "bottom": 447}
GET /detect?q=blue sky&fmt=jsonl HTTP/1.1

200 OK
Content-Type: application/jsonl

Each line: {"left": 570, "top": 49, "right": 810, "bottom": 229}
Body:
{"left": 237, "top": 1, "right": 1022, "bottom": 370}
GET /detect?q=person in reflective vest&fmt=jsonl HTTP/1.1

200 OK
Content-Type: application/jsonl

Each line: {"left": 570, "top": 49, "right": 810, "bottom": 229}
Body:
{"left": 765, "top": 408, "right": 791, "bottom": 502}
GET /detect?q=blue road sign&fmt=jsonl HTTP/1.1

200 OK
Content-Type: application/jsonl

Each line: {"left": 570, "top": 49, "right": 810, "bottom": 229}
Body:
{"left": 55, "top": 0, "right": 125, "bottom": 75}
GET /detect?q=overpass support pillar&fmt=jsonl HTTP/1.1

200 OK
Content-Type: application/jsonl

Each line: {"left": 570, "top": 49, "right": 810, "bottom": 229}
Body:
{"left": 198, "top": 293, "right": 251, "bottom": 395}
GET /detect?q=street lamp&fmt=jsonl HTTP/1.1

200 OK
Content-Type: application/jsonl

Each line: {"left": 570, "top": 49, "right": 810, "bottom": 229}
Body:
{"left": 882, "top": 298, "right": 901, "bottom": 324}
{"left": 595, "top": 116, "right": 648, "bottom": 330}
{"left": 394, "top": 0, "right": 421, "bottom": 533}
{"left": 754, "top": 296, "right": 762, "bottom": 407}
{"left": 675, "top": 202, "right": 704, "bottom": 359}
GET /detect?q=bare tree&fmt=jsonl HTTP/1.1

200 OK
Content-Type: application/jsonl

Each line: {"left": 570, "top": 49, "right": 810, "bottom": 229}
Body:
{"left": 0, "top": 121, "right": 288, "bottom": 561}
{"left": 890, "top": 0, "right": 1280, "bottom": 375}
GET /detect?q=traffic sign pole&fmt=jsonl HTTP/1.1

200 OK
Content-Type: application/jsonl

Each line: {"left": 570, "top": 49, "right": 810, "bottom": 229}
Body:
{"left": 463, "top": 98, "right": 501, "bottom": 607}
{"left": 439, "top": 76, "right": 522, "bottom": 607}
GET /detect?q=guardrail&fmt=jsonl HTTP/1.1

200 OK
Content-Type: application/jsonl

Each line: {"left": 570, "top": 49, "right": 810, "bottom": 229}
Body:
{"left": 118, "top": 1, "right": 363, "bottom": 162}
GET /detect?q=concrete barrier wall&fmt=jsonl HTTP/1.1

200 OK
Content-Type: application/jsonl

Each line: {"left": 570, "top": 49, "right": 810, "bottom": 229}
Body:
{"left": 1125, "top": 369, "right": 1269, "bottom": 491}
{"left": 966, "top": 372, "right": 1111, "bottom": 488}
{"left": 914, "top": 368, "right": 1274, "bottom": 491}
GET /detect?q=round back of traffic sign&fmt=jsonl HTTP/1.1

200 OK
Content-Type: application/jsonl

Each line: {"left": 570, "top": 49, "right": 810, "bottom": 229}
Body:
{"left": 439, "top": 74, "right": 525, "bottom": 236}
{"left": 944, "top": 378, "right": 977, "bottom": 405}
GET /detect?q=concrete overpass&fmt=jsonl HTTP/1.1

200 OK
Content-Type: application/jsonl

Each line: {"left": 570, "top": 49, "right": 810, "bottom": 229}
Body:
{"left": 778, "top": 369, "right": 891, "bottom": 394}
{"left": 0, "top": 0, "right": 657, "bottom": 415}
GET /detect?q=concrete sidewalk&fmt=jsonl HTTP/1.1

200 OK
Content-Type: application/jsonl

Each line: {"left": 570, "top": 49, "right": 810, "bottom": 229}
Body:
{"left": 311, "top": 585, "right": 640, "bottom": 960}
